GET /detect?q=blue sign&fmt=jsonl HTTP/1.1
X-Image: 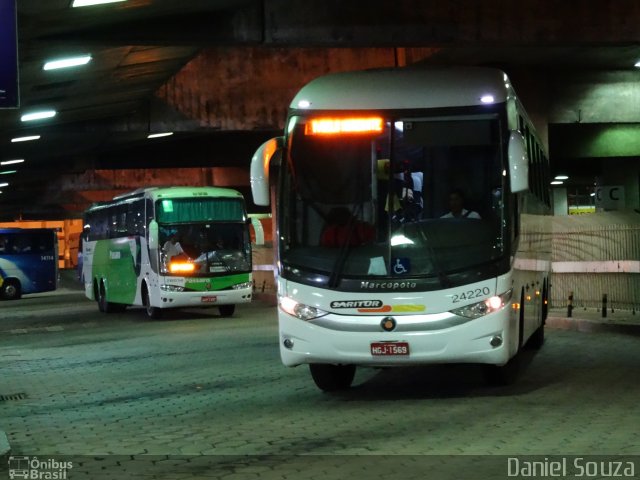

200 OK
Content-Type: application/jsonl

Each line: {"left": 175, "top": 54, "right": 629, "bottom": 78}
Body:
{"left": 392, "top": 257, "right": 411, "bottom": 275}
{"left": 0, "top": 0, "right": 19, "bottom": 109}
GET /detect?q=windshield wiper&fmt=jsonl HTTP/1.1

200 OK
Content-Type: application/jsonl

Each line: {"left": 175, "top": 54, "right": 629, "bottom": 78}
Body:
{"left": 328, "top": 203, "right": 362, "bottom": 288}
{"left": 417, "top": 223, "right": 452, "bottom": 288}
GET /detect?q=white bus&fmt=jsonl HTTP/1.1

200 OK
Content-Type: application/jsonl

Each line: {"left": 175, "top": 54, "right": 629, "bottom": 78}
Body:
{"left": 82, "top": 186, "right": 253, "bottom": 318}
{"left": 251, "top": 66, "right": 551, "bottom": 391}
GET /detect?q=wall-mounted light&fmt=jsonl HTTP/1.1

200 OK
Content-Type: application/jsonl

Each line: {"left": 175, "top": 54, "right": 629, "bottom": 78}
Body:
{"left": 147, "top": 132, "right": 173, "bottom": 139}
{"left": 0, "top": 159, "right": 24, "bottom": 166}
{"left": 550, "top": 181, "right": 563, "bottom": 185}
{"left": 0, "top": 182, "right": 9, "bottom": 188}
{"left": 44, "top": 55, "right": 92, "bottom": 71}
{"left": 72, "top": 0, "right": 126, "bottom": 7}
{"left": 21, "top": 110, "right": 57, "bottom": 122}
{"left": 554, "top": 175, "right": 569, "bottom": 180}
{"left": 11, "top": 135, "right": 40, "bottom": 143}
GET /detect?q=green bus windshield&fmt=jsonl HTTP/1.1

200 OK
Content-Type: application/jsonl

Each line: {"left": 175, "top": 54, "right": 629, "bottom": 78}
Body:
{"left": 157, "top": 198, "right": 245, "bottom": 224}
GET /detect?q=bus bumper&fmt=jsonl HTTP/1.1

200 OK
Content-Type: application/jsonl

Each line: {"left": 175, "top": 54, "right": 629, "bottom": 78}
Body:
{"left": 278, "top": 308, "right": 515, "bottom": 367}
{"left": 155, "top": 286, "right": 252, "bottom": 309}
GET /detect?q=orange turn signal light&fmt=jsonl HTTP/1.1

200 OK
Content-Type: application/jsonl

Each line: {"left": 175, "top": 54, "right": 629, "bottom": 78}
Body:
{"left": 169, "top": 261, "right": 196, "bottom": 273}
{"left": 306, "top": 117, "right": 383, "bottom": 135}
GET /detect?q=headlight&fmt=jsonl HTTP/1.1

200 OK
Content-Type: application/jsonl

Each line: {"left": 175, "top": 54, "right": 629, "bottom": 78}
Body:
{"left": 450, "top": 289, "right": 513, "bottom": 319}
{"left": 160, "top": 284, "right": 185, "bottom": 292}
{"left": 232, "top": 282, "right": 253, "bottom": 290}
{"left": 279, "top": 296, "right": 328, "bottom": 321}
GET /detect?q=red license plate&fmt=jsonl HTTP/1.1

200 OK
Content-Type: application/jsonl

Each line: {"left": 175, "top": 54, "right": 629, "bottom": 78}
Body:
{"left": 201, "top": 295, "right": 217, "bottom": 303}
{"left": 370, "top": 342, "right": 410, "bottom": 356}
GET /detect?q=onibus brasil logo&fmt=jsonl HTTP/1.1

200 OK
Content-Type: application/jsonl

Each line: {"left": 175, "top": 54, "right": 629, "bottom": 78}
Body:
{"left": 8, "top": 456, "right": 73, "bottom": 479}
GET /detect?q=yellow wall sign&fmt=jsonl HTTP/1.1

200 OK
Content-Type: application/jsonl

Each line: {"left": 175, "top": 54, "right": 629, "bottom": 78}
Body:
{"left": 569, "top": 205, "right": 595, "bottom": 215}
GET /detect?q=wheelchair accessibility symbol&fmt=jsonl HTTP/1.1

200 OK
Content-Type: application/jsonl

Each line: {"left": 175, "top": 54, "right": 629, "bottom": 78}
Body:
{"left": 392, "top": 257, "right": 410, "bottom": 275}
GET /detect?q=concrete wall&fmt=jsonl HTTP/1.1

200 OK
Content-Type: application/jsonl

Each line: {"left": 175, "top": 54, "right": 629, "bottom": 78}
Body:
{"left": 549, "top": 212, "right": 640, "bottom": 311}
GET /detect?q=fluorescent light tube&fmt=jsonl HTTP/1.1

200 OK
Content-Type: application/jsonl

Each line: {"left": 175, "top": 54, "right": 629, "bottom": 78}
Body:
{"left": 21, "top": 110, "right": 57, "bottom": 122}
{"left": 44, "top": 55, "right": 92, "bottom": 70}
{"left": 11, "top": 135, "right": 41, "bottom": 143}
{"left": 72, "top": 0, "right": 126, "bottom": 7}
{"left": 147, "top": 132, "right": 173, "bottom": 139}
{"left": 0, "top": 159, "right": 24, "bottom": 166}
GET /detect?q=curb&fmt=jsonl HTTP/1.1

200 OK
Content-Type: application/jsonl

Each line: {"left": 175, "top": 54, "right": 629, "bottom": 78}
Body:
{"left": 547, "top": 316, "right": 640, "bottom": 333}
{"left": 0, "top": 430, "right": 10, "bottom": 456}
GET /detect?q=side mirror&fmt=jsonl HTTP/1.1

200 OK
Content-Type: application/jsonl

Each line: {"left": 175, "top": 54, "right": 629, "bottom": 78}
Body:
{"left": 250, "top": 137, "right": 283, "bottom": 206}
{"left": 148, "top": 220, "right": 159, "bottom": 250}
{"left": 508, "top": 131, "right": 529, "bottom": 193}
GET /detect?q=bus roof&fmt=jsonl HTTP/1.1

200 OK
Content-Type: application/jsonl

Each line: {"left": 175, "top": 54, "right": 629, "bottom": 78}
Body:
{"left": 145, "top": 186, "right": 244, "bottom": 201}
{"left": 86, "top": 186, "right": 245, "bottom": 212}
{"left": 290, "top": 66, "right": 513, "bottom": 111}
{"left": 112, "top": 186, "right": 243, "bottom": 201}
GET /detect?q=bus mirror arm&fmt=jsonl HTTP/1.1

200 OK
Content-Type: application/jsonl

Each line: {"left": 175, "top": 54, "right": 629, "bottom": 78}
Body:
{"left": 250, "top": 137, "right": 283, "bottom": 206}
{"left": 148, "top": 220, "right": 159, "bottom": 250}
{"left": 508, "top": 131, "right": 529, "bottom": 193}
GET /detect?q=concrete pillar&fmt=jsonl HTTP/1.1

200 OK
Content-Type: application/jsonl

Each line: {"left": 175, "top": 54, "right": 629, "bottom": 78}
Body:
{"left": 553, "top": 187, "right": 568, "bottom": 216}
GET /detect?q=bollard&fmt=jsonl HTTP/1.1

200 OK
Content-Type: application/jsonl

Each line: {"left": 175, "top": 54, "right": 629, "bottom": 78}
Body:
{"left": 567, "top": 291, "right": 573, "bottom": 318}
{"left": 602, "top": 293, "right": 607, "bottom": 318}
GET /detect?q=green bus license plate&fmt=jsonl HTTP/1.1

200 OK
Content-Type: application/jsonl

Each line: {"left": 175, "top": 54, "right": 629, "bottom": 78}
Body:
{"left": 370, "top": 342, "right": 409, "bottom": 356}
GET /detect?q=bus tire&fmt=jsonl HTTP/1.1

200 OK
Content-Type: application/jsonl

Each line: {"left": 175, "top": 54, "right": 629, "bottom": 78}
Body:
{"left": 309, "top": 363, "right": 356, "bottom": 392}
{"left": 526, "top": 280, "right": 546, "bottom": 350}
{"left": 541, "top": 278, "right": 549, "bottom": 322}
{"left": 97, "top": 281, "right": 114, "bottom": 313}
{"left": 1, "top": 279, "right": 21, "bottom": 300}
{"left": 142, "top": 284, "right": 162, "bottom": 319}
{"left": 527, "top": 324, "right": 545, "bottom": 349}
{"left": 218, "top": 304, "right": 235, "bottom": 317}
{"left": 483, "top": 355, "right": 521, "bottom": 387}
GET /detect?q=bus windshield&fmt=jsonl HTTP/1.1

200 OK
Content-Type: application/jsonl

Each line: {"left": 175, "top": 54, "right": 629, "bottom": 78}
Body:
{"left": 280, "top": 113, "right": 506, "bottom": 287}
{"left": 157, "top": 198, "right": 251, "bottom": 275}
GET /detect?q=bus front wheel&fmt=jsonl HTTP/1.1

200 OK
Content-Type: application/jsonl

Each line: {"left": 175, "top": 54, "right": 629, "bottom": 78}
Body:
{"left": 483, "top": 355, "right": 521, "bottom": 386}
{"left": 1, "top": 280, "right": 21, "bottom": 300}
{"left": 218, "top": 304, "right": 235, "bottom": 317}
{"left": 142, "top": 285, "right": 162, "bottom": 319}
{"left": 309, "top": 363, "right": 356, "bottom": 392}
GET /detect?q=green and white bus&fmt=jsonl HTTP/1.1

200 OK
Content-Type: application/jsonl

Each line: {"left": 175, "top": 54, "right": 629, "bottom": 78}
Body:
{"left": 82, "top": 187, "right": 253, "bottom": 318}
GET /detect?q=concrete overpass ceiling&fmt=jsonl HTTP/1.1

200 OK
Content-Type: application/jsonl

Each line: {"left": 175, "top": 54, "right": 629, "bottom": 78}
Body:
{"left": 1, "top": 0, "right": 640, "bottom": 219}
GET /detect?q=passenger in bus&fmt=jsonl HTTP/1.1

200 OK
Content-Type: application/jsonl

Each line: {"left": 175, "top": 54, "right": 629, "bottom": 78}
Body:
{"left": 391, "top": 159, "right": 423, "bottom": 223}
{"left": 320, "top": 207, "right": 375, "bottom": 248}
{"left": 441, "top": 188, "right": 481, "bottom": 219}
